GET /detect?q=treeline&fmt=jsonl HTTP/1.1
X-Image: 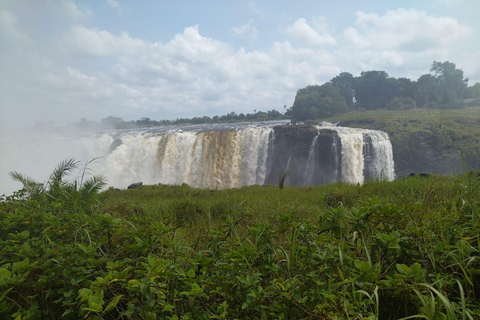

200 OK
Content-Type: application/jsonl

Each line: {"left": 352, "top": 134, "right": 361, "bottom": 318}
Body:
{"left": 288, "top": 61, "right": 480, "bottom": 121}
{"left": 72, "top": 109, "right": 287, "bottom": 130}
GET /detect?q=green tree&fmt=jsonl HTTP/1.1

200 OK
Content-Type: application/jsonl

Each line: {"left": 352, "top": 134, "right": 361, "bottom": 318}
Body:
{"left": 464, "top": 82, "right": 480, "bottom": 99}
{"left": 430, "top": 61, "right": 468, "bottom": 107}
{"left": 415, "top": 74, "right": 438, "bottom": 108}
{"left": 330, "top": 72, "right": 355, "bottom": 108}
{"left": 354, "top": 71, "right": 390, "bottom": 110}
{"left": 290, "top": 83, "right": 348, "bottom": 121}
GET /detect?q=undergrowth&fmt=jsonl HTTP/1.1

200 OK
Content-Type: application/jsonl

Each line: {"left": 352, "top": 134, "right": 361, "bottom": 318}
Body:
{"left": 1, "top": 165, "right": 479, "bottom": 319}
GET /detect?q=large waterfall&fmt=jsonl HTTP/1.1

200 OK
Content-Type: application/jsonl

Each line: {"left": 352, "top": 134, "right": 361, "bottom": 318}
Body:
{"left": 85, "top": 125, "right": 272, "bottom": 189}
{"left": 0, "top": 121, "right": 396, "bottom": 194}
{"left": 80, "top": 121, "right": 395, "bottom": 189}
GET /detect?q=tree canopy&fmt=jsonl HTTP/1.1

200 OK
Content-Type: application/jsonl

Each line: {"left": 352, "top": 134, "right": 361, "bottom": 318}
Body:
{"left": 290, "top": 84, "right": 348, "bottom": 120}
{"left": 289, "top": 61, "right": 478, "bottom": 121}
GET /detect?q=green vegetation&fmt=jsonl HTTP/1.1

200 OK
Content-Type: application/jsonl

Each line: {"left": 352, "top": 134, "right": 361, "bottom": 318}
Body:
{"left": 289, "top": 84, "right": 348, "bottom": 121}
{"left": 70, "top": 109, "right": 287, "bottom": 132}
{"left": 325, "top": 106, "right": 480, "bottom": 176}
{"left": 1, "top": 160, "right": 479, "bottom": 319}
{"left": 288, "top": 61, "right": 480, "bottom": 121}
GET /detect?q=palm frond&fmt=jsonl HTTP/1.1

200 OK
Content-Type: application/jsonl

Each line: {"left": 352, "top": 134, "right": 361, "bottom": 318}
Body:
{"left": 48, "top": 158, "right": 79, "bottom": 188}
{"left": 80, "top": 175, "right": 107, "bottom": 195}
{"left": 9, "top": 171, "right": 37, "bottom": 187}
{"left": 9, "top": 171, "right": 44, "bottom": 196}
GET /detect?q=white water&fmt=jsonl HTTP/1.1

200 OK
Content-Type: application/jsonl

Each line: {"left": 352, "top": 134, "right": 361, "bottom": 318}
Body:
{"left": 303, "top": 135, "right": 318, "bottom": 185}
{"left": 1, "top": 121, "right": 395, "bottom": 194}
{"left": 318, "top": 122, "right": 395, "bottom": 183}
{"left": 83, "top": 125, "right": 274, "bottom": 189}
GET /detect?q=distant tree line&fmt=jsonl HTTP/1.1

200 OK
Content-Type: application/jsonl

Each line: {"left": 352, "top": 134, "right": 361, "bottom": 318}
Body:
{"left": 288, "top": 61, "right": 480, "bottom": 121}
{"left": 72, "top": 109, "right": 287, "bottom": 130}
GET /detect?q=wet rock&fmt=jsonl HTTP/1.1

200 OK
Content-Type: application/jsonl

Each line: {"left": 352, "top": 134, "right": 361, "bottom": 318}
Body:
{"left": 127, "top": 182, "right": 143, "bottom": 189}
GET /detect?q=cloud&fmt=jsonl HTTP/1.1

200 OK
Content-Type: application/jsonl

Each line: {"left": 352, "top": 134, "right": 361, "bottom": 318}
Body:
{"left": 60, "top": 25, "right": 148, "bottom": 56}
{"left": 286, "top": 18, "right": 337, "bottom": 46}
{"left": 345, "top": 9, "right": 471, "bottom": 52}
{"left": 1, "top": 1, "right": 477, "bottom": 131}
{"left": 105, "top": 0, "right": 127, "bottom": 15}
{"left": 339, "top": 8, "right": 472, "bottom": 75}
{"left": 232, "top": 22, "right": 259, "bottom": 39}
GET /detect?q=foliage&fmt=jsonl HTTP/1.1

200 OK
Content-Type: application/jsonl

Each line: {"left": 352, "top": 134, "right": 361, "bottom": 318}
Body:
{"left": 388, "top": 96, "right": 417, "bottom": 110}
{"left": 290, "top": 83, "right": 348, "bottom": 120}
{"left": 1, "top": 169, "right": 480, "bottom": 319}
{"left": 290, "top": 61, "right": 478, "bottom": 121}
{"left": 8, "top": 158, "right": 106, "bottom": 211}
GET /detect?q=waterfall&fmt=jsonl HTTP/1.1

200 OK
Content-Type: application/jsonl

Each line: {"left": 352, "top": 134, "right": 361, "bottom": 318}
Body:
{"left": 83, "top": 125, "right": 275, "bottom": 189}
{"left": 318, "top": 122, "right": 395, "bottom": 184}
{"left": 303, "top": 135, "right": 318, "bottom": 186}
{"left": 76, "top": 121, "right": 395, "bottom": 189}
{"left": 0, "top": 120, "right": 399, "bottom": 196}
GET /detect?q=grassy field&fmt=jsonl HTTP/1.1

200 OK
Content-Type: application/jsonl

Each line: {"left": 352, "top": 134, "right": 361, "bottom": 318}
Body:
{"left": 1, "top": 169, "right": 479, "bottom": 319}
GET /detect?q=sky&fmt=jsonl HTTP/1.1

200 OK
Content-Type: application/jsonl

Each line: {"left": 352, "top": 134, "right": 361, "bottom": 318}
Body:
{"left": 1, "top": 0, "right": 479, "bottom": 129}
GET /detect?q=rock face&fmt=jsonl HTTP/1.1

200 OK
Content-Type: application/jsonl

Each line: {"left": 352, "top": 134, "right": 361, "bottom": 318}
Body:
{"left": 265, "top": 126, "right": 342, "bottom": 186}
{"left": 108, "top": 138, "right": 122, "bottom": 154}
{"left": 127, "top": 182, "right": 143, "bottom": 189}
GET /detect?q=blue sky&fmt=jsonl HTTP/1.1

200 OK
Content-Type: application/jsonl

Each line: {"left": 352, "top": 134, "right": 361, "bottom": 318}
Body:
{"left": 0, "top": 0, "right": 479, "bottom": 128}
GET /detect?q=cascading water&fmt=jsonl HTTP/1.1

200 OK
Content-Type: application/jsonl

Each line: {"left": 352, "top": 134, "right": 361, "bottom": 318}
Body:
{"left": 303, "top": 135, "right": 319, "bottom": 186}
{"left": 79, "top": 121, "right": 395, "bottom": 189}
{"left": 2, "top": 121, "right": 395, "bottom": 194}
{"left": 84, "top": 125, "right": 274, "bottom": 189}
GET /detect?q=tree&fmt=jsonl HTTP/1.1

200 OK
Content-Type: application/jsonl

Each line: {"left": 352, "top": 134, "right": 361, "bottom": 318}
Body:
{"left": 464, "top": 82, "right": 480, "bottom": 99}
{"left": 388, "top": 96, "right": 416, "bottom": 110}
{"left": 415, "top": 74, "right": 438, "bottom": 108}
{"left": 290, "top": 83, "right": 348, "bottom": 121}
{"left": 354, "top": 71, "right": 390, "bottom": 110}
{"left": 330, "top": 72, "right": 355, "bottom": 108}
{"left": 430, "top": 61, "right": 468, "bottom": 106}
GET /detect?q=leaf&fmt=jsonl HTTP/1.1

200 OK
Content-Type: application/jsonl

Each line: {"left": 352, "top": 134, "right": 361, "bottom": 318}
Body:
{"left": 104, "top": 295, "right": 123, "bottom": 313}
{"left": 187, "top": 269, "right": 196, "bottom": 278}
{"left": 396, "top": 264, "right": 410, "bottom": 275}
{"left": 354, "top": 259, "right": 371, "bottom": 271}
{"left": 79, "top": 288, "right": 92, "bottom": 301}
{"left": 0, "top": 268, "right": 11, "bottom": 286}
{"left": 190, "top": 283, "right": 203, "bottom": 295}
{"left": 0, "top": 287, "right": 13, "bottom": 301}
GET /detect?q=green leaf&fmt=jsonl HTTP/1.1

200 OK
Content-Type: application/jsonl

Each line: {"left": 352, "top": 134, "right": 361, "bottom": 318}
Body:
{"left": 79, "top": 288, "right": 92, "bottom": 301}
{"left": 0, "top": 268, "right": 12, "bottom": 285}
{"left": 0, "top": 287, "right": 13, "bottom": 301}
{"left": 104, "top": 295, "right": 123, "bottom": 313}
{"left": 190, "top": 283, "right": 203, "bottom": 295}
{"left": 12, "top": 258, "right": 30, "bottom": 273}
{"left": 187, "top": 269, "right": 196, "bottom": 278}
{"left": 354, "top": 259, "right": 371, "bottom": 271}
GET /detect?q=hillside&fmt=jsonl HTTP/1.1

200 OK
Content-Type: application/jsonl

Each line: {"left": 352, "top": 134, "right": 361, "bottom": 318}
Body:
{"left": 326, "top": 106, "right": 480, "bottom": 176}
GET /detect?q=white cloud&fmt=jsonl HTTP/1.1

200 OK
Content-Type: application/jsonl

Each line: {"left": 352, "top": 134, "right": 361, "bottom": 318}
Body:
{"left": 105, "top": 0, "right": 127, "bottom": 15}
{"left": 1, "top": 2, "right": 477, "bottom": 131}
{"left": 339, "top": 8, "right": 472, "bottom": 75}
{"left": 232, "top": 22, "right": 259, "bottom": 39}
{"left": 60, "top": 25, "right": 148, "bottom": 56}
{"left": 346, "top": 9, "right": 471, "bottom": 52}
{"left": 286, "top": 18, "right": 337, "bottom": 46}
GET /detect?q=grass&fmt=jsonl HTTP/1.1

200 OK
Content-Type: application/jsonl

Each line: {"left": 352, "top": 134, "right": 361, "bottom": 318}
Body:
{"left": 2, "top": 170, "right": 479, "bottom": 319}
